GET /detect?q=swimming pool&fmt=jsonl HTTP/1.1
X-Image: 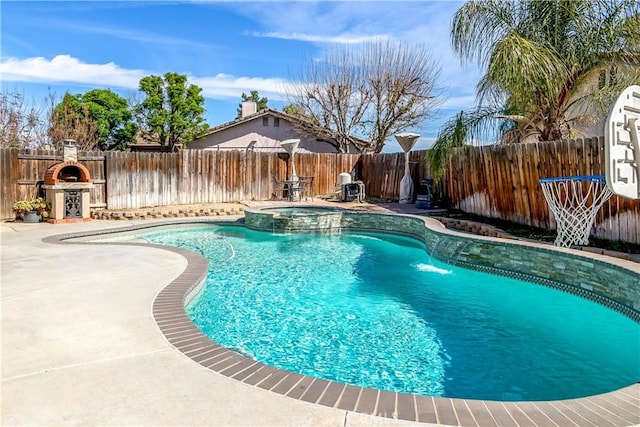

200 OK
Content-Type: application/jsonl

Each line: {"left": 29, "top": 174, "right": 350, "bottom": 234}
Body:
{"left": 140, "top": 224, "right": 640, "bottom": 402}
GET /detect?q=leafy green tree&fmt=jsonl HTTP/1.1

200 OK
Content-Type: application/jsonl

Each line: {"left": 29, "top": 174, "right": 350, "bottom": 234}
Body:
{"left": 82, "top": 89, "right": 138, "bottom": 150}
{"left": 429, "top": 0, "right": 640, "bottom": 178}
{"left": 282, "top": 103, "right": 306, "bottom": 118}
{"left": 49, "top": 89, "right": 137, "bottom": 150}
{"left": 48, "top": 93, "right": 99, "bottom": 150}
{"left": 136, "top": 72, "right": 209, "bottom": 152}
{"left": 236, "top": 90, "right": 268, "bottom": 119}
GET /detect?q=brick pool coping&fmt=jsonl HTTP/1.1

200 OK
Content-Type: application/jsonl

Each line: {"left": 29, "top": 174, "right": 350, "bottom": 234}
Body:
{"left": 44, "top": 216, "right": 640, "bottom": 426}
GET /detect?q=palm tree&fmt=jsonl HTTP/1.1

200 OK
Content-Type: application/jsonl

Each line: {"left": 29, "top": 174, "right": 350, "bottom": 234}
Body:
{"left": 429, "top": 0, "right": 640, "bottom": 178}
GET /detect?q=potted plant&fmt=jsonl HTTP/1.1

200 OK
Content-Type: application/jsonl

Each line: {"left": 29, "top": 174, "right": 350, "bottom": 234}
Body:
{"left": 13, "top": 197, "right": 49, "bottom": 223}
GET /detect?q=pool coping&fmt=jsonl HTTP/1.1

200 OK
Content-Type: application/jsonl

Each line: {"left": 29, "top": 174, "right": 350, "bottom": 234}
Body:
{"left": 43, "top": 215, "right": 640, "bottom": 427}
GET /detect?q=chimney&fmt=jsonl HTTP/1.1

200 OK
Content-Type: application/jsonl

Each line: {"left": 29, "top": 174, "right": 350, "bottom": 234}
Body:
{"left": 241, "top": 101, "right": 257, "bottom": 118}
{"left": 63, "top": 139, "right": 78, "bottom": 162}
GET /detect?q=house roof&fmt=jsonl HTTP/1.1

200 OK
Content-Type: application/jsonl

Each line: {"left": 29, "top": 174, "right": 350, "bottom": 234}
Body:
{"left": 196, "top": 108, "right": 369, "bottom": 150}
{"left": 198, "top": 108, "right": 291, "bottom": 137}
{"left": 126, "top": 135, "right": 182, "bottom": 152}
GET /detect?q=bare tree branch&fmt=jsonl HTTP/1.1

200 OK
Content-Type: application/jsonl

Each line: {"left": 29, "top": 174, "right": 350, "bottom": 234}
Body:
{"left": 286, "top": 41, "right": 442, "bottom": 153}
{"left": 0, "top": 89, "right": 49, "bottom": 149}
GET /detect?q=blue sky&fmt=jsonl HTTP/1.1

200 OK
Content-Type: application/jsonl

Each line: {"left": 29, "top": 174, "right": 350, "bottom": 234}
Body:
{"left": 1, "top": 1, "right": 481, "bottom": 152}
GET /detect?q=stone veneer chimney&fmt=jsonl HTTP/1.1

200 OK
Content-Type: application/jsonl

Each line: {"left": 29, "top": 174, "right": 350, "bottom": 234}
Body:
{"left": 63, "top": 139, "right": 78, "bottom": 162}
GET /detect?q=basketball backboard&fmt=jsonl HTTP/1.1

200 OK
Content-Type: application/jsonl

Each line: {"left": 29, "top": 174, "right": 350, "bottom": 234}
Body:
{"left": 604, "top": 85, "right": 640, "bottom": 200}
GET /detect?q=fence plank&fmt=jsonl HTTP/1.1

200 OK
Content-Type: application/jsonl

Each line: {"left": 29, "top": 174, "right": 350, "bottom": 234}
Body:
{"left": 1, "top": 144, "right": 638, "bottom": 244}
{"left": 439, "top": 139, "right": 639, "bottom": 243}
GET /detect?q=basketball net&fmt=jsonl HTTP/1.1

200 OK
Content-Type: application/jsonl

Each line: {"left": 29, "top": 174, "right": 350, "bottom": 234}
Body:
{"left": 539, "top": 176, "right": 613, "bottom": 247}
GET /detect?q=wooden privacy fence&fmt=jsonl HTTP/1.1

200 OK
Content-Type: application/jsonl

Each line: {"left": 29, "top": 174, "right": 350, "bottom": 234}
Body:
{"left": 358, "top": 150, "right": 438, "bottom": 201}
{"left": 104, "top": 150, "right": 360, "bottom": 209}
{"left": 442, "top": 137, "right": 639, "bottom": 244}
{"left": 0, "top": 148, "right": 360, "bottom": 218}
{"left": 0, "top": 149, "right": 107, "bottom": 218}
{"left": 1, "top": 139, "right": 638, "bottom": 244}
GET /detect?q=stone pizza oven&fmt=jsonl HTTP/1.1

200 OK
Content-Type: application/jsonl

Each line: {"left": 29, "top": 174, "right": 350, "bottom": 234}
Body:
{"left": 42, "top": 141, "right": 94, "bottom": 223}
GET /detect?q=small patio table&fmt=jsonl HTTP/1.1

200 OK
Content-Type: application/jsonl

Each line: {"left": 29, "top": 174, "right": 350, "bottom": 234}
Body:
{"left": 283, "top": 176, "right": 313, "bottom": 201}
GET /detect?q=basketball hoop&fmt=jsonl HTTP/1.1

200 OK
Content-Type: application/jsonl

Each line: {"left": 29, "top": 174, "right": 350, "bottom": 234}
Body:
{"left": 539, "top": 175, "right": 613, "bottom": 248}
{"left": 605, "top": 85, "right": 640, "bottom": 200}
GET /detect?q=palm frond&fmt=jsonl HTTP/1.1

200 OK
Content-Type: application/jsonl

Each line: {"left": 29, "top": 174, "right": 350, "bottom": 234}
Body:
{"left": 451, "top": 0, "right": 521, "bottom": 67}
{"left": 451, "top": 0, "right": 639, "bottom": 144}
{"left": 427, "top": 107, "right": 504, "bottom": 181}
{"left": 480, "top": 31, "right": 568, "bottom": 106}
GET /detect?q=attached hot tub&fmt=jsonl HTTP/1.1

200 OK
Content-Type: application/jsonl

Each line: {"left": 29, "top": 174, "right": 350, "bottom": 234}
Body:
{"left": 244, "top": 205, "right": 346, "bottom": 233}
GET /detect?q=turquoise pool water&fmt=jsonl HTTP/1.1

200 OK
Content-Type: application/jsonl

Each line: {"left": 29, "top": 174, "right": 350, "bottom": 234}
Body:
{"left": 141, "top": 225, "right": 640, "bottom": 401}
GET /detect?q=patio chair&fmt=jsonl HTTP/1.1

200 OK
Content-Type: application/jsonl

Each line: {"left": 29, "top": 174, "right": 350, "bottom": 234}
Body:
{"left": 297, "top": 176, "right": 314, "bottom": 201}
{"left": 272, "top": 175, "right": 288, "bottom": 200}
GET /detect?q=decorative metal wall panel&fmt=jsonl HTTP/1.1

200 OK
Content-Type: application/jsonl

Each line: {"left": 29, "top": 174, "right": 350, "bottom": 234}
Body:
{"left": 64, "top": 190, "right": 82, "bottom": 218}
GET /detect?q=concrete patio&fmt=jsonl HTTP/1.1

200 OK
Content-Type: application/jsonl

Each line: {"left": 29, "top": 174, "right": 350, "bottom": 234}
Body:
{"left": 1, "top": 216, "right": 430, "bottom": 426}
{"left": 2, "top": 208, "right": 638, "bottom": 426}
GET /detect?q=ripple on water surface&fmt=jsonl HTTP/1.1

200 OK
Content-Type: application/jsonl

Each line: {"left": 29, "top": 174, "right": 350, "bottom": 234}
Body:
{"left": 141, "top": 225, "right": 640, "bottom": 401}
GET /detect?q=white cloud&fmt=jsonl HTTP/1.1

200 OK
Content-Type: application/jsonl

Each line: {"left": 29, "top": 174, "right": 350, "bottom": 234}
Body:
{"left": 252, "top": 31, "right": 390, "bottom": 44}
{"left": 67, "top": 23, "right": 209, "bottom": 49}
{"left": 0, "top": 55, "right": 145, "bottom": 88}
{"left": 19, "top": 3, "right": 209, "bottom": 49}
{"left": 0, "top": 55, "right": 291, "bottom": 101}
{"left": 191, "top": 74, "right": 290, "bottom": 100}
{"left": 234, "top": 1, "right": 482, "bottom": 113}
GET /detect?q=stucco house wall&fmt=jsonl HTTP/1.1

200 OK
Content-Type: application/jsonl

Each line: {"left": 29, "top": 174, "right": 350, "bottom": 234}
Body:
{"left": 517, "top": 63, "right": 638, "bottom": 144}
{"left": 189, "top": 101, "right": 363, "bottom": 153}
{"left": 188, "top": 112, "right": 342, "bottom": 153}
{"left": 566, "top": 63, "right": 639, "bottom": 138}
